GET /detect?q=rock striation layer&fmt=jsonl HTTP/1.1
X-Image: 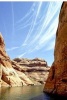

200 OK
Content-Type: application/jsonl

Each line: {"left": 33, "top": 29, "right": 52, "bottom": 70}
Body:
{"left": 44, "top": 2, "right": 67, "bottom": 96}
{"left": 13, "top": 58, "right": 50, "bottom": 85}
{"left": 0, "top": 33, "right": 50, "bottom": 86}
{"left": 0, "top": 33, "right": 33, "bottom": 87}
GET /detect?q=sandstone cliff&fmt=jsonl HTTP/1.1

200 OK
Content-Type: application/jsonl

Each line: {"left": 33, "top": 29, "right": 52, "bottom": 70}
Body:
{"left": 0, "top": 33, "right": 50, "bottom": 86}
{"left": 0, "top": 33, "right": 34, "bottom": 87}
{"left": 12, "top": 58, "right": 50, "bottom": 85}
{"left": 44, "top": 2, "right": 67, "bottom": 96}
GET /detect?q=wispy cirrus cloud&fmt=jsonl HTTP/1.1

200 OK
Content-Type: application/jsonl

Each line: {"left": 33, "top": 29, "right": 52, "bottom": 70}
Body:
{"left": 6, "top": 46, "right": 19, "bottom": 51}
{"left": 16, "top": 14, "right": 33, "bottom": 30}
{"left": 11, "top": 2, "right": 15, "bottom": 35}
{"left": 23, "top": 2, "right": 42, "bottom": 45}
{"left": 16, "top": 2, "right": 36, "bottom": 24}
{"left": 18, "top": 52, "right": 27, "bottom": 58}
{"left": 21, "top": 2, "right": 62, "bottom": 53}
{"left": 28, "top": 2, "right": 61, "bottom": 46}
{"left": 6, "top": 2, "right": 62, "bottom": 59}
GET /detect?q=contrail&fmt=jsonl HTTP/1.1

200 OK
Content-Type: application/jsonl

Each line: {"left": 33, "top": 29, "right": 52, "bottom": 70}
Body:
{"left": 28, "top": 2, "right": 51, "bottom": 45}
{"left": 18, "top": 52, "right": 27, "bottom": 58}
{"left": 16, "top": 6, "right": 45, "bottom": 31}
{"left": 27, "top": 2, "right": 62, "bottom": 52}
{"left": 23, "top": 2, "right": 42, "bottom": 45}
{"left": 38, "top": 3, "right": 62, "bottom": 45}
{"left": 9, "top": 2, "right": 62, "bottom": 56}
{"left": 39, "top": 19, "right": 58, "bottom": 45}
{"left": 6, "top": 46, "right": 20, "bottom": 51}
{"left": 29, "top": 2, "right": 62, "bottom": 46}
{"left": 34, "top": 18, "right": 58, "bottom": 50}
{"left": 17, "top": 11, "right": 44, "bottom": 31}
{"left": 16, "top": 23, "right": 32, "bottom": 31}
{"left": 16, "top": 2, "right": 36, "bottom": 24}
{"left": 11, "top": 2, "right": 15, "bottom": 36}
{"left": 16, "top": 14, "right": 33, "bottom": 30}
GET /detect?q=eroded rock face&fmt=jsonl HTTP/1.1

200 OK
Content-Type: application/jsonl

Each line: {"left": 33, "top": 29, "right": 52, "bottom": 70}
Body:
{"left": 0, "top": 33, "right": 34, "bottom": 87}
{"left": 44, "top": 2, "right": 67, "bottom": 96}
{"left": 13, "top": 58, "right": 47, "bottom": 67}
{"left": 12, "top": 58, "right": 50, "bottom": 85}
{"left": 0, "top": 33, "right": 50, "bottom": 86}
{"left": 0, "top": 55, "right": 1, "bottom": 87}
{"left": 0, "top": 33, "right": 23, "bottom": 87}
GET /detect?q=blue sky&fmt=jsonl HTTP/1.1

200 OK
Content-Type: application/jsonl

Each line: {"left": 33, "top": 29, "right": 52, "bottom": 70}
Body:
{"left": 0, "top": 1, "right": 62, "bottom": 66}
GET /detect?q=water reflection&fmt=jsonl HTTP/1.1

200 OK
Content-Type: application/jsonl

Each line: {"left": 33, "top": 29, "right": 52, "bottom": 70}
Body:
{"left": 0, "top": 86, "right": 67, "bottom": 100}
{"left": 0, "top": 85, "right": 43, "bottom": 100}
{"left": 30, "top": 93, "right": 67, "bottom": 100}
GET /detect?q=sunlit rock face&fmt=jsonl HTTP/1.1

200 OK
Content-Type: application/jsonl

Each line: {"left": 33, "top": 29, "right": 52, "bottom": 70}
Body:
{"left": 12, "top": 58, "right": 50, "bottom": 85}
{"left": 44, "top": 2, "right": 67, "bottom": 96}
{"left": 0, "top": 33, "right": 50, "bottom": 86}
{"left": 0, "top": 65, "right": 2, "bottom": 87}
{"left": 0, "top": 33, "right": 33, "bottom": 87}
{"left": 0, "top": 33, "right": 23, "bottom": 87}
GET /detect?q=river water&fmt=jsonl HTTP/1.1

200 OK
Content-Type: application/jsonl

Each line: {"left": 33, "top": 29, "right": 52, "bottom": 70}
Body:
{"left": 0, "top": 85, "right": 67, "bottom": 100}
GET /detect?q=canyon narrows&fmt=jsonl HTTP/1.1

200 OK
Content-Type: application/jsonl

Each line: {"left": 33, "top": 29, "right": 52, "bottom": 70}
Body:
{"left": 44, "top": 2, "right": 67, "bottom": 96}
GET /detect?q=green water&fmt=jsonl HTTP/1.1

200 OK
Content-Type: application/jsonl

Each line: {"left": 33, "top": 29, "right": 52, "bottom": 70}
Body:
{"left": 0, "top": 85, "right": 44, "bottom": 100}
{"left": 0, "top": 85, "right": 66, "bottom": 100}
